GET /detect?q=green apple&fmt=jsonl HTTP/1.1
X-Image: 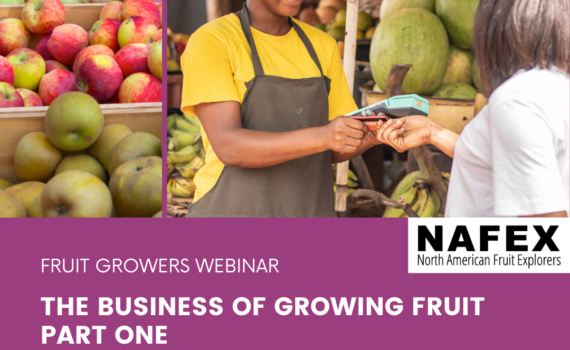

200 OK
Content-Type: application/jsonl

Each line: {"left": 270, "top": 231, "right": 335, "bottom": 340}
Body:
{"left": 0, "top": 191, "right": 27, "bottom": 218}
{"left": 41, "top": 170, "right": 113, "bottom": 217}
{"left": 109, "top": 156, "right": 162, "bottom": 217}
{"left": 29, "top": 196, "right": 43, "bottom": 218}
{"left": 0, "top": 177, "right": 13, "bottom": 191}
{"left": 55, "top": 154, "right": 107, "bottom": 183}
{"left": 108, "top": 131, "right": 161, "bottom": 175}
{"left": 14, "top": 132, "right": 63, "bottom": 182}
{"left": 88, "top": 124, "right": 132, "bottom": 173}
{"left": 3, "top": 181, "right": 45, "bottom": 215}
{"left": 44, "top": 92, "right": 104, "bottom": 151}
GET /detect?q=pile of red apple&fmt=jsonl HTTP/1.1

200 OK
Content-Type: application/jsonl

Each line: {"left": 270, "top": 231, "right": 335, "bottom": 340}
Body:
{"left": 0, "top": 0, "right": 163, "bottom": 108}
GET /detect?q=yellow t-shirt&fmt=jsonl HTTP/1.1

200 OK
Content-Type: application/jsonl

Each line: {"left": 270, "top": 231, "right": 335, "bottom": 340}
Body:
{"left": 180, "top": 14, "right": 357, "bottom": 202}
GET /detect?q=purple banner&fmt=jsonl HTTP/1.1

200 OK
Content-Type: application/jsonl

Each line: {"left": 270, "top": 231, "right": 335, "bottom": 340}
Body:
{"left": 0, "top": 219, "right": 568, "bottom": 348}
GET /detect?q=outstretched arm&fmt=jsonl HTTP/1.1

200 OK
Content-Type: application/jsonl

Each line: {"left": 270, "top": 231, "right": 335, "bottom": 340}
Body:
{"left": 196, "top": 101, "right": 377, "bottom": 168}
{"left": 375, "top": 116, "right": 459, "bottom": 158}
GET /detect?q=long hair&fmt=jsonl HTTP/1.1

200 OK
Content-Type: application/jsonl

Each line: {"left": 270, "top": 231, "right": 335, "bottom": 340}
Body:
{"left": 473, "top": 0, "right": 569, "bottom": 95}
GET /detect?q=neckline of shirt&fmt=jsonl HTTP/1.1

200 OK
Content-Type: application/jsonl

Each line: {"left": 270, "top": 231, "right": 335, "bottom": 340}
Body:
{"left": 230, "top": 13, "right": 296, "bottom": 43}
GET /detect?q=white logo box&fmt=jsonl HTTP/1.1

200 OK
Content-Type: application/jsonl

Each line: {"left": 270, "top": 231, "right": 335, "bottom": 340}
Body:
{"left": 408, "top": 218, "right": 570, "bottom": 273}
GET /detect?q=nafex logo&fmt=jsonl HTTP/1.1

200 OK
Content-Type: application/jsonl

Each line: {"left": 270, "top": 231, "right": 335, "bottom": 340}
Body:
{"left": 418, "top": 225, "right": 559, "bottom": 252}
{"left": 408, "top": 219, "right": 570, "bottom": 274}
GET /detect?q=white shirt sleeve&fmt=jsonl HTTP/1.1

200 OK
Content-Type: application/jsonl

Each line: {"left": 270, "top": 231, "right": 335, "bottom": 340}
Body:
{"left": 490, "top": 98, "right": 567, "bottom": 216}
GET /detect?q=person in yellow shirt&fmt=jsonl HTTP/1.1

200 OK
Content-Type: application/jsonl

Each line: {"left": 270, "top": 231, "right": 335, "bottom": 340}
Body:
{"left": 181, "top": 0, "right": 381, "bottom": 217}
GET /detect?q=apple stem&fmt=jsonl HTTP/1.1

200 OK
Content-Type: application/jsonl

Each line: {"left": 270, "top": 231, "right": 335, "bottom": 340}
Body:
{"left": 56, "top": 206, "right": 67, "bottom": 215}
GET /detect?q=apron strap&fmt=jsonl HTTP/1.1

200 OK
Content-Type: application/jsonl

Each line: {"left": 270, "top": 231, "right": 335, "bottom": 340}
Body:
{"left": 239, "top": 3, "right": 265, "bottom": 77}
{"left": 239, "top": 3, "right": 325, "bottom": 78}
{"left": 290, "top": 21, "right": 324, "bottom": 77}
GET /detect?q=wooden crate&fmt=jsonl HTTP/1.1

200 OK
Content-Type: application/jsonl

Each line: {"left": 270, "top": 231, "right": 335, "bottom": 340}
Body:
{"left": 0, "top": 103, "right": 162, "bottom": 184}
{"left": 360, "top": 87, "right": 475, "bottom": 134}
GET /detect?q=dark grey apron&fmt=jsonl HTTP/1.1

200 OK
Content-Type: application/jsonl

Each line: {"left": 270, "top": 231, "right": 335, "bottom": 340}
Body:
{"left": 187, "top": 4, "right": 334, "bottom": 217}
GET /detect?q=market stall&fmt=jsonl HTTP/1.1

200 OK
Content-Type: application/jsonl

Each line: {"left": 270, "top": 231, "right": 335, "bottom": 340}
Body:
{"left": 167, "top": 0, "right": 486, "bottom": 218}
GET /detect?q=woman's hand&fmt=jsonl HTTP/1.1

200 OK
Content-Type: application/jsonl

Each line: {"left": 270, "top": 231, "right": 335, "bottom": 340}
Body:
{"left": 375, "top": 116, "right": 433, "bottom": 152}
{"left": 322, "top": 116, "right": 369, "bottom": 154}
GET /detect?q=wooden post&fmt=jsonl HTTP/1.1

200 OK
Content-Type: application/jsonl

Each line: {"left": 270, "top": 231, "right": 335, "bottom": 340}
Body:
{"left": 206, "top": 0, "right": 232, "bottom": 22}
{"left": 335, "top": 0, "right": 359, "bottom": 214}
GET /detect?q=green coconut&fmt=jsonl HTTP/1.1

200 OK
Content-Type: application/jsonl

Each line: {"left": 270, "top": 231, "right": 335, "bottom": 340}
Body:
{"left": 380, "top": 0, "right": 436, "bottom": 20}
{"left": 370, "top": 8, "right": 449, "bottom": 95}
{"left": 436, "top": 0, "right": 479, "bottom": 49}
{"left": 431, "top": 82, "right": 477, "bottom": 99}
{"left": 442, "top": 44, "right": 474, "bottom": 84}
{"left": 472, "top": 57, "right": 482, "bottom": 92}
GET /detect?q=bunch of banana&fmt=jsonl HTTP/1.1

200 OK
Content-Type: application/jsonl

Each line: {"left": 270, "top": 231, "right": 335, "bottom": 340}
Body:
{"left": 166, "top": 113, "right": 207, "bottom": 198}
{"left": 168, "top": 174, "right": 197, "bottom": 198}
{"left": 332, "top": 165, "right": 360, "bottom": 195}
{"left": 383, "top": 171, "right": 450, "bottom": 218}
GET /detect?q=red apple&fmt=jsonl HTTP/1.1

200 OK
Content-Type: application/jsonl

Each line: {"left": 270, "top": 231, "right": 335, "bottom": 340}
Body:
{"left": 0, "top": 55, "right": 15, "bottom": 85}
{"left": 120, "top": 0, "right": 161, "bottom": 28}
{"left": 157, "top": 3, "right": 162, "bottom": 28}
{"left": 7, "top": 48, "right": 46, "bottom": 91}
{"left": 47, "top": 24, "right": 89, "bottom": 65}
{"left": 21, "top": 0, "right": 65, "bottom": 35}
{"left": 0, "top": 82, "right": 24, "bottom": 107}
{"left": 38, "top": 69, "right": 78, "bottom": 106}
{"left": 45, "top": 60, "right": 69, "bottom": 73}
{"left": 115, "top": 43, "right": 150, "bottom": 78}
{"left": 118, "top": 72, "right": 161, "bottom": 103}
{"left": 0, "top": 19, "right": 32, "bottom": 56}
{"left": 89, "top": 18, "right": 121, "bottom": 53}
{"left": 73, "top": 44, "right": 114, "bottom": 74}
{"left": 104, "top": 89, "right": 120, "bottom": 104}
{"left": 35, "top": 35, "right": 55, "bottom": 61}
{"left": 77, "top": 54, "right": 123, "bottom": 102}
{"left": 16, "top": 88, "right": 43, "bottom": 107}
{"left": 117, "top": 16, "right": 158, "bottom": 48}
{"left": 148, "top": 40, "right": 161, "bottom": 81}
{"left": 153, "top": 27, "right": 162, "bottom": 43}
{"left": 100, "top": 1, "right": 123, "bottom": 21}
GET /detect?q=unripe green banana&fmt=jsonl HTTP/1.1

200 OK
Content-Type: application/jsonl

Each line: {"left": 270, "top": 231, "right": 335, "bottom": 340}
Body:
{"left": 167, "top": 115, "right": 177, "bottom": 134}
{"left": 347, "top": 178, "right": 359, "bottom": 188}
{"left": 167, "top": 145, "right": 199, "bottom": 164}
{"left": 176, "top": 157, "right": 205, "bottom": 179}
{"left": 183, "top": 113, "right": 202, "bottom": 128}
{"left": 391, "top": 171, "right": 419, "bottom": 200}
{"left": 429, "top": 186, "right": 441, "bottom": 215}
{"left": 348, "top": 169, "right": 358, "bottom": 182}
{"left": 176, "top": 116, "right": 201, "bottom": 133}
{"left": 419, "top": 189, "right": 436, "bottom": 217}
{"left": 168, "top": 132, "right": 200, "bottom": 151}
{"left": 383, "top": 185, "right": 418, "bottom": 218}
{"left": 411, "top": 188, "right": 423, "bottom": 213}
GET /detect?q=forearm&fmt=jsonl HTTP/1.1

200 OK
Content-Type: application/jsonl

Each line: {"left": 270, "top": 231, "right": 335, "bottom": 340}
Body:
{"left": 215, "top": 126, "right": 328, "bottom": 168}
{"left": 430, "top": 122, "right": 459, "bottom": 158}
{"left": 332, "top": 136, "right": 377, "bottom": 163}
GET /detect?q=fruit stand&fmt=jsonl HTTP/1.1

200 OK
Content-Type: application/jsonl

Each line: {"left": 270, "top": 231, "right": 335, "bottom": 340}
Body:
{"left": 166, "top": 0, "right": 486, "bottom": 218}
{"left": 0, "top": 1, "right": 163, "bottom": 218}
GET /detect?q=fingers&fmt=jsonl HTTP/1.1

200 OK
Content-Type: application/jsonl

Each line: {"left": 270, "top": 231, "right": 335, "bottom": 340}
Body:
{"left": 376, "top": 118, "right": 406, "bottom": 151}
{"left": 376, "top": 118, "right": 400, "bottom": 140}
{"left": 344, "top": 117, "right": 368, "bottom": 131}
{"left": 380, "top": 119, "right": 403, "bottom": 139}
{"left": 336, "top": 145, "right": 359, "bottom": 154}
